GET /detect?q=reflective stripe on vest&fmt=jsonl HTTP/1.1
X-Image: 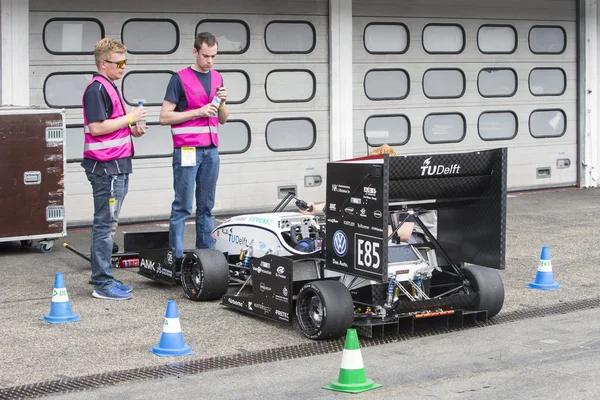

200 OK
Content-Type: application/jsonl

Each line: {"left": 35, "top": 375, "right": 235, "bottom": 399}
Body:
{"left": 171, "top": 68, "right": 222, "bottom": 148}
{"left": 84, "top": 135, "right": 132, "bottom": 151}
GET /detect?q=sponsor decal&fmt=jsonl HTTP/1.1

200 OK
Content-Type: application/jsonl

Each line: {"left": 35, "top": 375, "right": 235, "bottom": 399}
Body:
{"left": 371, "top": 226, "right": 383, "bottom": 233}
{"left": 165, "top": 250, "right": 174, "bottom": 266}
{"left": 275, "top": 310, "right": 289, "bottom": 319}
{"left": 332, "top": 184, "right": 351, "bottom": 194}
{"left": 276, "top": 266, "right": 287, "bottom": 279}
{"left": 373, "top": 210, "right": 382, "bottom": 219}
{"left": 343, "top": 220, "right": 355, "bottom": 227}
{"left": 282, "top": 286, "right": 288, "bottom": 297}
{"left": 249, "top": 216, "right": 271, "bottom": 225}
{"left": 332, "top": 258, "right": 349, "bottom": 268}
{"left": 327, "top": 218, "right": 339, "bottom": 224}
{"left": 259, "top": 242, "right": 267, "bottom": 249}
{"left": 259, "top": 261, "right": 271, "bottom": 270}
{"left": 420, "top": 157, "right": 461, "bottom": 176}
{"left": 248, "top": 301, "right": 253, "bottom": 310}
{"left": 333, "top": 230, "right": 348, "bottom": 257}
{"left": 329, "top": 203, "right": 337, "bottom": 212}
{"left": 357, "top": 223, "right": 370, "bottom": 230}
{"left": 252, "top": 265, "right": 272, "bottom": 275}
{"left": 350, "top": 197, "right": 362, "bottom": 205}
{"left": 364, "top": 186, "right": 376, "bottom": 196}
{"left": 360, "top": 208, "right": 367, "bottom": 217}
{"left": 344, "top": 207, "right": 355, "bottom": 215}
{"left": 227, "top": 297, "right": 244, "bottom": 307}
{"left": 227, "top": 234, "right": 248, "bottom": 246}
{"left": 157, "top": 265, "right": 173, "bottom": 277}
{"left": 259, "top": 282, "right": 272, "bottom": 292}
{"left": 140, "top": 258, "right": 156, "bottom": 271}
{"left": 253, "top": 303, "right": 271, "bottom": 312}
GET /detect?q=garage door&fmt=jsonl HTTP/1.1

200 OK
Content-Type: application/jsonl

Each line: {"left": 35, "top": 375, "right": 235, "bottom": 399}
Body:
{"left": 352, "top": 0, "right": 578, "bottom": 190}
{"left": 29, "top": 0, "right": 330, "bottom": 224}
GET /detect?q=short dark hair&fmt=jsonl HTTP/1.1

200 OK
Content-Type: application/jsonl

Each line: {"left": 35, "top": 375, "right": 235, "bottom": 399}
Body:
{"left": 195, "top": 32, "right": 218, "bottom": 50}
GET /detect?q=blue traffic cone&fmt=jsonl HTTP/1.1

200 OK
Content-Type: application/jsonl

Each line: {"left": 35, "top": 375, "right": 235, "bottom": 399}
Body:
{"left": 41, "top": 272, "right": 82, "bottom": 323}
{"left": 527, "top": 246, "right": 560, "bottom": 290}
{"left": 149, "top": 300, "right": 195, "bottom": 357}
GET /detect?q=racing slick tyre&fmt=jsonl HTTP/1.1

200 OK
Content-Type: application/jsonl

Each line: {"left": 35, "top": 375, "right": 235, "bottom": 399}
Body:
{"left": 181, "top": 249, "right": 229, "bottom": 301}
{"left": 296, "top": 280, "right": 354, "bottom": 340}
{"left": 461, "top": 265, "right": 504, "bottom": 318}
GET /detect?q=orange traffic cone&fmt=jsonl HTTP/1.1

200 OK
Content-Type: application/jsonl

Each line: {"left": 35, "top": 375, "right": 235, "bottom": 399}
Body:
{"left": 323, "top": 328, "right": 382, "bottom": 393}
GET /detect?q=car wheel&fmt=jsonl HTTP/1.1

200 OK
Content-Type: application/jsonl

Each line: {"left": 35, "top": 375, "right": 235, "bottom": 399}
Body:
{"left": 296, "top": 280, "right": 354, "bottom": 340}
{"left": 181, "top": 249, "right": 229, "bottom": 301}
{"left": 461, "top": 265, "right": 504, "bottom": 318}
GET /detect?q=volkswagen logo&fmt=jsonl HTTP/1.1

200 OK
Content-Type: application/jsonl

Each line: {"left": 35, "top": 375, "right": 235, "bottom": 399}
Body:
{"left": 333, "top": 230, "right": 348, "bottom": 257}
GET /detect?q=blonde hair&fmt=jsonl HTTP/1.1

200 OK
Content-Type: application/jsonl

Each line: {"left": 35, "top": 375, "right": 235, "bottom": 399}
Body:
{"left": 94, "top": 38, "right": 127, "bottom": 68}
{"left": 369, "top": 144, "right": 397, "bottom": 157}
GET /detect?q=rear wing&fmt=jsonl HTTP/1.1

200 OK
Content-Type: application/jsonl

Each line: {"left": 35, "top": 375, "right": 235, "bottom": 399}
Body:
{"left": 325, "top": 148, "right": 507, "bottom": 283}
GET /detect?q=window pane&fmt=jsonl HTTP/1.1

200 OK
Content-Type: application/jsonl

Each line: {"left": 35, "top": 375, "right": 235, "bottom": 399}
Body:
{"left": 423, "top": 69, "right": 464, "bottom": 98}
{"left": 529, "top": 26, "right": 566, "bottom": 54}
{"left": 478, "top": 112, "right": 518, "bottom": 140}
{"left": 529, "top": 68, "right": 566, "bottom": 96}
{"left": 423, "top": 24, "right": 464, "bottom": 53}
{"left": 122, "top": 71, "right": 174, "bottom": 106}
{"left": 65, "top": 125, "right": 85, "bottom": 160}
{"left": 131, "top": 123, "right": 173, "bottom": 156}
{"left": 423, "top": 113, "right": 465, "bottom": 143}
{"left": 365, "top": 115, "right": 410, "bottom": 146}
{"left": 218, "top": 120, "right": 251, "bottom": 154}
{"left": 364, "top": 69, "right": 409, "bottom": 100}
{"left": 196, "top": 20, "right": 249, "bottom": 53}
{"left": 364, "top": 23, "right": 409, "bottom": 54}
{"left": 122, "top": 19, "right": 178, "bottom": 54}
{"left": 266, "top": 70, "right": 315, "bottom": 102}
{"left": 478, "top": 68, "right": 517, "bottom": 97}
{"left": 44, "top": 73, "right": 93, "bottom": 108}
{"left": 530, "top": 110, "right": 566, "bottom": 138}
{"left": 220, "top": 71, "right": 250, "bottom": 104}
{"left": 43, "top": 19, "right": 103, "bottom": 54}
{"left": 265, "top": 22, "right": 315, "bottom": 53}
{"left": 478, "top": 25, "right": 517, "bottom": 54}
{"left": 266, "top": 118, "right": 315, "bottom": 151}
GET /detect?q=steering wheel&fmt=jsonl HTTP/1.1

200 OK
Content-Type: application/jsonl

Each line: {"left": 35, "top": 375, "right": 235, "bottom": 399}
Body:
{"left": 289, "top": 225, "right": 301, "bottom": 246}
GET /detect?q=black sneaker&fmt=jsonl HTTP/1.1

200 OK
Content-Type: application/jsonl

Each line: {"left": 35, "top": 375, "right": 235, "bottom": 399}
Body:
{"left": 112, "top": 243, "right": 119, "bottom": 253}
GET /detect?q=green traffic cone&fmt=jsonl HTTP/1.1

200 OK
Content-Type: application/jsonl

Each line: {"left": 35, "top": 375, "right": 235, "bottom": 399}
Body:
{"left": 323, "top": 328, "right": 382, "bottom": 393}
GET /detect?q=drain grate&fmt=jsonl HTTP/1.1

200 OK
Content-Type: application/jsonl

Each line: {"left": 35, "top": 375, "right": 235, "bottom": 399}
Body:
{"left": 1, "top": 297, "right": 599, "bottom": 400}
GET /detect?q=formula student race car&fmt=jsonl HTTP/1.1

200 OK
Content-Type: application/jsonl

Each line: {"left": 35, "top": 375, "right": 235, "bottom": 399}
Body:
{"left": 159, "top": 147, "right": 507, "bottom": 340}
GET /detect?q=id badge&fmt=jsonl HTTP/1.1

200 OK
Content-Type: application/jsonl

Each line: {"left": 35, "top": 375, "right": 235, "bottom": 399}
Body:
{"left": 181, "top": 147, "right": 196, "bottom": 167}
{"left": 109, "top": 197, "right": 117, "bottom": 219}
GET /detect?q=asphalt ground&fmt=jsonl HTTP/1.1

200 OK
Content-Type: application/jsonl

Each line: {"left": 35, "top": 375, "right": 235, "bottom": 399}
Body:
{"left": 0, "top": 187, "right": 599, "bottom": 390}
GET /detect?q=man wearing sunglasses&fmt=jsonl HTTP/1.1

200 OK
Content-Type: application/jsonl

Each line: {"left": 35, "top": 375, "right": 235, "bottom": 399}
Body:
{"left": 160, "top": 32, "right": 229, "bottom": 267}
{"left": 81, "top": 38, "right": 148, "bottom": 300}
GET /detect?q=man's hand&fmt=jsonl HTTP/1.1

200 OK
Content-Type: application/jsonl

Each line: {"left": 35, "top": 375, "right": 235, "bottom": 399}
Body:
{"left": 216, "top": 87, "right": 227, "bottom": 102}
{"left": 197, "top": 103, "right": 219, "bottom": 117}
{"left": 129, "top": 105, "right": 147, "bottom": 123}
{"left": 130, "top": 124, "right": 148, "bottom": 138}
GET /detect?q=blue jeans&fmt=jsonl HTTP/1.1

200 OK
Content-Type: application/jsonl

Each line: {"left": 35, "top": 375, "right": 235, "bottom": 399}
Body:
{"left": 169, "top": 147, "right": 220, "bottom": 258}
{"left": 86, "top": 172, "right": 129, "bottom": 290}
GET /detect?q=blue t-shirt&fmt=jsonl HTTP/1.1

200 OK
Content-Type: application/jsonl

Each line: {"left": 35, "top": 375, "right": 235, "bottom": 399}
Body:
{"left": 81, "top": 73, "right": 132, "bottom": 175}
{"left": 163, "top": 67, "right": 222, "bottom": 111}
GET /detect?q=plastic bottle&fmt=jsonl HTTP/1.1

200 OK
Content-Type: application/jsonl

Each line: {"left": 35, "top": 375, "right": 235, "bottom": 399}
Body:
{"left": 136, "top": 100, "right": 146, "bottom": 127}
{"left": 212, "top": 88, "right": 222, "bottom": 108}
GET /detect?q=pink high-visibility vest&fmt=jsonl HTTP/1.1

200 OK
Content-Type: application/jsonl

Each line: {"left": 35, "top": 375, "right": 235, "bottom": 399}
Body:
{"left": 171, "top": 68, "right": 222, "bottom": 148}
{"left": 82, "top": 76, "right": 133, "bottom": 162}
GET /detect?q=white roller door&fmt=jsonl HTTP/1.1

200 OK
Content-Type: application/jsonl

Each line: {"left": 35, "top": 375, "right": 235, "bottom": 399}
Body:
{"left": 352, "top": 0, "right": 578, "bottom": 190}
{"left": 29, "top": 0, "right": 330, "bottom": 224}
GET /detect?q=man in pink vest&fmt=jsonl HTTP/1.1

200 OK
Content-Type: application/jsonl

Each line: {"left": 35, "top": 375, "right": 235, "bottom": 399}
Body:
{"left": 82, "top": 38, "right": 148, "bottom": 300}
{"left": 160, "top": 32, "right": 229, "bottom": 266}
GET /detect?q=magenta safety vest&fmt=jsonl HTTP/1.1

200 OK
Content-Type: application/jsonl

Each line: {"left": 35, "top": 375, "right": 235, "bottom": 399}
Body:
{"left": 171, "top": 68, "right": 222, "bottom": 148}
{"left": 82, "top": 76, "right": 133, "bottom": 162}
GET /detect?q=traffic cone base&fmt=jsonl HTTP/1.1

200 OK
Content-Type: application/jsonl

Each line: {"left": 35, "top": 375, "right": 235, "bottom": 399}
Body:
{"left": 149, "top": 300, "right": 195, "bottom": 357}
{"left": 41, "top": 272, "right": 82, "bottom": 324}
{"left": 527, "top": 246, "right": 560, "bottom": 291}
{"left": 323, "top": 328, "right": 381, "bottom": 393}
